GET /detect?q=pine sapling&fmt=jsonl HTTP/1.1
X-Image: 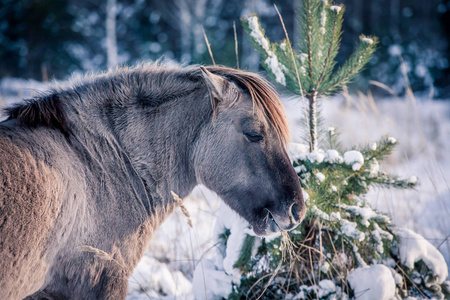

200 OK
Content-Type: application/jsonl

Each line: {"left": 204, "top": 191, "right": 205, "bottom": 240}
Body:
{"left": 242, "top": 1, "right": 377, "bottom": 151}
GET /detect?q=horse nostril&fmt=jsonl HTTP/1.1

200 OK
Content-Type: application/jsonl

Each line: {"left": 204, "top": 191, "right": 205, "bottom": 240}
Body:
{"left": 290, "top": 203, "right": 300, "bottom": 222}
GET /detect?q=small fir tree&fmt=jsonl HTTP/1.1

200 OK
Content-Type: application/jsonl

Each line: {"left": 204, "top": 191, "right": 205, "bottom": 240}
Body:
{"left": 242, "top": 1, "right": 377, "bottom": 151}
{"left": 211, "top": 1, "right": 449, "bottom": 299}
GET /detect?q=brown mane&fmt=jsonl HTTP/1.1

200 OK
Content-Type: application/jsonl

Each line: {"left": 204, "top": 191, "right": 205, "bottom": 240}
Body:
{"left": 206, "top": 66, "right": 290, "bottom": 145}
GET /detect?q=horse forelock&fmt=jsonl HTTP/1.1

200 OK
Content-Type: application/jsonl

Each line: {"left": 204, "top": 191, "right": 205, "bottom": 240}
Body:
{"left": 205, "top": 66, "right": 290, "bottom": 145}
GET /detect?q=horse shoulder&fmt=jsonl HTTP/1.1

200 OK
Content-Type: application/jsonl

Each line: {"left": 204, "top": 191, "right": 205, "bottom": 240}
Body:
{"left": 0, "top": 132, "right": 66, "bottom": 298}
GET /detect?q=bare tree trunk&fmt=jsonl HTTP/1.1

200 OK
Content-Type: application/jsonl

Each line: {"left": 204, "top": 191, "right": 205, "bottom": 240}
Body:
{"left": 390, "top": 0, "right": 400, "bottom": 39}
{"left": 307, "top": 93, "right": 317, "bottom": 152}
{"left": 192, "top": 0, "right": 208, "bottom": 60}
{"left": 241, "top": 0, "right": 260, "bottom": 71}
{"left": 293, "top": 0, "right": 301, "bottom": 48}
{"left": 177, "top": 0, "right": 192, "bottom": 62}
{"left": 106, "top": 0, "right": 118, "bottom": 69}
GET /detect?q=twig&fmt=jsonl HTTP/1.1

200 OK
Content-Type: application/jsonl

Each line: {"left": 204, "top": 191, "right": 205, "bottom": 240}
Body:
{"left": 202, "top": 26, "right": 216, "bottom": 65}
{"left": 233, "top": 21, "right": 239, "bottom": 69}
{"left": 171, "top": 191, "right": 193, "bottom": 228}
{"left": 394, "top": 261, "right": 430, "bottom": 299}
{"left": 274, "top": 4, "right": 307, "bottom": 97}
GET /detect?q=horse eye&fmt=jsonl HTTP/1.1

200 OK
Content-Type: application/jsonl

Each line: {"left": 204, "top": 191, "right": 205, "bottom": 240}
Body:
{"left": 244, "top": 132, "right": 263, "bottom": 142}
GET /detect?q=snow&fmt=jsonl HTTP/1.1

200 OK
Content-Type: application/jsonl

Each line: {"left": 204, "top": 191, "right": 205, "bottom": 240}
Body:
{"left": 340, "top": 219, "right": 365, "bottom": 241}
{"left": 311, "top": 205, "right": 331, "bottom": 221}
{"left": 324, "top": 149, "right": 344, "bottom": 164}
{"left": 370, "top": 142, "right": 377, "bottom": 150}
{"left": 343, "top": 150, "right": 364, "bottom": 171}
{"left": 293, "top": 280, "right": 338, "bottom": 300}
{"left": 247, "top": 16, "right": 269, "bottom": 52}
{"left": 320, "top": 10, "right": 327, "bottom": 27}
{"left": 397, "top": 228, "right": 448, "bottom": 284}
{"left": 317, "top": 280, "right": 336, "bottom": 298}
{"left": 387, "top": 136, "right": 397, "bottom": 144}
{"left": 371, "top": 229, "right": 384, "bottom": 253}
{"left": 352, "top": 244, "right": 368, "bottom": 268}
{"left": 320, "top": 261, "right": 330, "bottom": 273}
{"left": 302, "top": 190, "right": 310, "bottom": 202}
{"left": 362, "top": 37, "right": 374, "bottom": 45}
{"left": 319, "top": 9, "right": 327, "bottom": 35}
{"left": 330, "top": 6, "right": 342, "bottom": 13}
{"left": 289, "top": 142, "right": 309, "bottom": 160}
{"left": 307, "top": 151, "right": 325, "bottom": 163}
{"left": 221, "top": 208, "right": 249, "bottom": 278}
{"left": 191, "top": 202, "right": 256, "bottom": 299}
{"left": 192, "top": 258, "right": 234, "bottom": 300}
{"left": 264, "top": 55, "right": 286, "bottom": 86}
{"left": 247, "top": 15, "right": 286, "bottom": 86}
{"left": 280, "top": 42, "right": 286, "bottom": 51}
{"left": 294, "top": 165, "right": 307, "bottom": 173}
{"left": 330, "top": 185, "right": 338, "bottom": 192}
{"left": 299, "top": 66, "right": 307, "bottom": 76}
{"left": 329, "top": 211, "right": 341, "bottom": 221}
{"left": 366, "top": 158, "right": 380, "bottom": 178}
{"left": 298, "top": 53, "right": 308, "bottom": 64}
{"left": 407, "top": 175, "right": 417, "bottom": 184}
{"left": 347, "top": 265, "right": 396, "bottom": 300}
{"left": 128, "top": 256, "right": 192, "bottom": 297}
{"left": 373, "top": 223, "right": 393, "bottom": 241}
{"left": 339, "top": 204, "right": 388, "bottom": 227}
{"left": 315, "top": 172, "right": 325, "bottom": 182}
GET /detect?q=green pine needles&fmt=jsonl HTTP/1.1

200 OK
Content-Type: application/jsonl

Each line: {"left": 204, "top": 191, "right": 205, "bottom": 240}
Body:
{"left": 242, "top": 1, "right": 377, "bottom": 151}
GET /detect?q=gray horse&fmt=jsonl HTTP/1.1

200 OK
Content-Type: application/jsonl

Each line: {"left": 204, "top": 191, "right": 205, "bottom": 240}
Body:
{"left": 0, "top": 64, "right": 305, "bottom": 299}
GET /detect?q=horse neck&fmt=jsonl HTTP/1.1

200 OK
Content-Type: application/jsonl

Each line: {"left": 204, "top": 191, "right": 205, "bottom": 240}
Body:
{"left": 63, "top": 74, "right": 211, "bottom": 213}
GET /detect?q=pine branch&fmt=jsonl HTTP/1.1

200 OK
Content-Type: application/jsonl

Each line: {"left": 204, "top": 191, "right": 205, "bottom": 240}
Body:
{"left": 323, "top": 35, "right": 378, "bottom": 95}
{"left": 316, "top": 5, "right": 344, "bottom": 90}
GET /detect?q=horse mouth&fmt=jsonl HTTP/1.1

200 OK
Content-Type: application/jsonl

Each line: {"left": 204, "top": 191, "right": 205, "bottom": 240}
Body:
{"left": 267, "top": 210, "right": 281, "bottom": 233}
{"left": 260, "top": 208, "right": 301, "bottom": 236}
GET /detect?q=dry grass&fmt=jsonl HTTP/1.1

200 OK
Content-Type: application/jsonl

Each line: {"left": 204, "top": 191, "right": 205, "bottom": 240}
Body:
{"left": 202, "top": 27, "right": 216, "bottom": 66}
{"left": 171, "top": 191, "right": 193, "bottom": 228}
{"left": 78, "top": 245, "right": 115, "bottom": 261}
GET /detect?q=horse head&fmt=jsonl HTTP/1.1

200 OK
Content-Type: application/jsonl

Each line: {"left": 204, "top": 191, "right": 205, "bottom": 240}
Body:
{"left": 194, "top": 66, "right": 305, "bottom": 236}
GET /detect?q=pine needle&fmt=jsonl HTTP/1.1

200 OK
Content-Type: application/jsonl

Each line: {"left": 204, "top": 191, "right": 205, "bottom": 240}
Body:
{"left": 171, "top": 191, "right": 193, "bottom": 228}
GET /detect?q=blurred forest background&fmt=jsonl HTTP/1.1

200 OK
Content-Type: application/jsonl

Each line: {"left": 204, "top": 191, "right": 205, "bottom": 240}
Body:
{"left": 0, "top": 0, "right": 449, "bottom": 97}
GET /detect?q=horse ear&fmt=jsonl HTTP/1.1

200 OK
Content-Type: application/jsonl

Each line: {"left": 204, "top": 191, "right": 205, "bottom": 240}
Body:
{"left": 199, "top": 66, "right": 225, "bottom": 100}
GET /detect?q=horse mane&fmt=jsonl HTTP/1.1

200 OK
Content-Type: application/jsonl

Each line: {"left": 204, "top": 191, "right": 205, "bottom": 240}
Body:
{"left": 206, "top": 66, "right": 290, "bottom": 145}
{"left": 3, "top": 63, "right": 290, "bottom": 144}
{"left": 5, "top": 93, "right": 70, "bottom": 136}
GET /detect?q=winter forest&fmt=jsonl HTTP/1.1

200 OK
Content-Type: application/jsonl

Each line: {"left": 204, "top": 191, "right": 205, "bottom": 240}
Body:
{"left": 0, "top": 0, "right": 450, "bottom": 299}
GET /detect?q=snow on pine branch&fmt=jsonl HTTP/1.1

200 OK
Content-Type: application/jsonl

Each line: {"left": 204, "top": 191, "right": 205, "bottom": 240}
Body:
{"left": 245, "top": 16, "right": 286, "bottom": 86}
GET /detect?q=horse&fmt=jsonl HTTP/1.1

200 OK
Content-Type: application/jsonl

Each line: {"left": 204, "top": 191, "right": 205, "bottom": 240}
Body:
{"left": 0, "top": 63, "right": 305, "bottom": 299}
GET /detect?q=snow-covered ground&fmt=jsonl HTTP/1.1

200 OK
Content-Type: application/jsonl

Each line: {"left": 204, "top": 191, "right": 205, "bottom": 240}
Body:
{"left": 1, "top": 78, "right": 449, "bottom": 299}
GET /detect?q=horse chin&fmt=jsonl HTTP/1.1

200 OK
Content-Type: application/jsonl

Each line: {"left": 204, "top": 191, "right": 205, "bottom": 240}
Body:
{"left": 251, "top": 219, "right": 281, "bottom": 237}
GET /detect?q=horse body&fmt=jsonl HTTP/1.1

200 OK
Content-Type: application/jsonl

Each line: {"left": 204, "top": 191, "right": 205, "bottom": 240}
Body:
{"left": 0, "top": 64, "right": 305, "bottom": 299}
